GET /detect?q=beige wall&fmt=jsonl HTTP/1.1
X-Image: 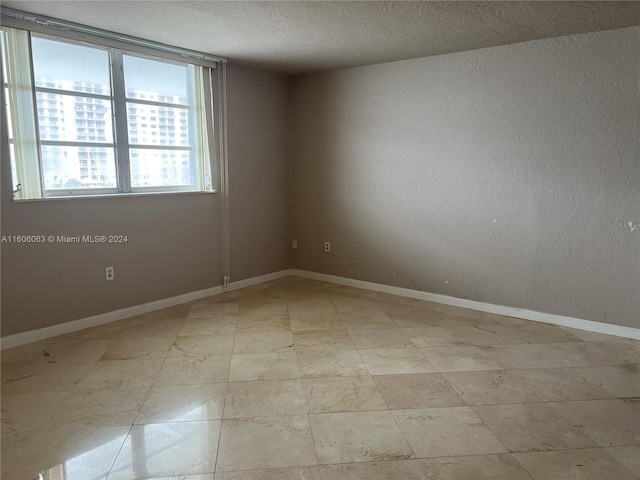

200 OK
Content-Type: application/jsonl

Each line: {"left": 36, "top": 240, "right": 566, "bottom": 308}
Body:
{"left": 290, "top": 27, "right": 640, "bottom": 328}
{"left": 227, "top": 65, "right": 291, "bottom": 281}
{"left": 0, "top": 63, "right": 291, "bottom": 337}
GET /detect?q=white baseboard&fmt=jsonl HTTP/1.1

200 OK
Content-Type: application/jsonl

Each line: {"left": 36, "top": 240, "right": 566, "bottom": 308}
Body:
{"left": 3, "top": 267, "right": 637, "bottom": 349}
{"left": 290, "top": 269, "right": 640, "bottom": 340}
{"left": 0, "top": 269, "right": 293, "bottom": 350}
{"left": 225, "top": 269, "right": 293, "bottom": 291}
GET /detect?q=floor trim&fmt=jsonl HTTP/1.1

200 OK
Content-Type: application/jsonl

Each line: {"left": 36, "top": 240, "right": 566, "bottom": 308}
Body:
{"left": 3, "top": 268, "right": 637, "bottom": 349}
{"left": 0, "top": 270, "right": 292, "bottom": 350}
{"left": 290, "top": 269, "right": 640, "bottom": 340}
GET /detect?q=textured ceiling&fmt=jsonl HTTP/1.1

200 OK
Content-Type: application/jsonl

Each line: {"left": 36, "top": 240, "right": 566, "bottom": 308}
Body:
{"left": 3, "top": 1, "right": 640, "bottom": 75}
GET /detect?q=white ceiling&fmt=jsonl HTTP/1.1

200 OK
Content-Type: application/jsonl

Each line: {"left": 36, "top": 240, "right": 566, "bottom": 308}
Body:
{"left": 3, "top": 1, "right": 640, "bottom": 75}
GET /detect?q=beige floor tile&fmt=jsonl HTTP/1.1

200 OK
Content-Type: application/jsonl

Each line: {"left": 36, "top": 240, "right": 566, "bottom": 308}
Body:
{"left": 404, "top": 327, "right": 472, "bottom": 347}
{"left": 229, "top": 352, "right": 300, "bottom": 381}
{"left": 590, "top": 340, "right": 640, "bottom": 365}
{"left": 489, "top": 342, "right": 615, "bottom": 369}
{"left": 135, "top": 384, "right": 227, "bottom": 424}
{"left": 0, "top": 431, "right": 30, "bottom": 480}
{"left": 179, "top": 316, "right": 238, "bottom": 336}
{"left": 348, "top": 329, "right": 414, "bottom": 349}
{"left": 297, "top": 349, "right": 368, "bottom": 377}
{"left": 240, "top": 287, "right": 287, "bottom": 303}
{"left": 235, "top": 315, "right": 291, "bottom": 333}
{"left": 1, "top": 339, "right": 115, "bottom": 366}
{"left": 224, "top": 379, "right": 307, "bottom": 418}
{"left": 4, "top": 278, "right": 639, "bottom": 480}
{"left": 382, "top": 305, "right": 442, "bottom": 328}
{"left": 444, "top": 368, "right": 614, "bottom": 405}
{"left": 215, "top": 466, "right": 320, "bottom": 480}
{"left": 309, "top": 411, "right": 414, "bottom": 464}
{"left": 549, "top": 399, "right": 640, "bottom": 446}
{"left": 338, "top": 311, "right": 398, "bottom": 329}
{"left": 389, "top": 313, "right": 448, "bottom": 329}
{"left": 50, "top": 319, "right": 131, "bottom": 341}
{"left": 393, "top": 407, "right": 508, "bottom": 458}
{"left": 293, "top": 330, "right": 356, "bottom": 351}
{"left": 155, "top": 356, "right": 231, "bottom": 385}
{"left": 573, "top": 364, "right": 640, "bottom": 397}
{"left": 510, "top": 368, "right": 616, "bottom": 402}
{"left": 43, "top": 387, "right": 149, "bottom": 429}
{"left": 233, "top": 332, "right": 294, "bottom": 354}
{"left": 373, "top": 373, "right": 465, "bottom": 409}
{"left": 443, "top": 370, "right": 543, "bottom": 405}
{"left": 418, "top": 454, "right": 534, "bottom": 480}
{"left": 108, "top": 420, "right": 221, "bottom": 479}
{"left": 360, "top": 348, "right": 435, "bottom": 375}
{"left": 605, "top": 445, "right": 640, "bottom": 477}
{"left": 428, "top": 306, "right": 522, "bottom": 327}
{"left": 1, "top": 362, "right": 95, "bottom": 394}
{"left": 420, "top": 346, "right": 503, "bottom": 372}
{"left": 12, "top": 425, "right": 129, "bottom": 480}
{"left": 302, "top": 376, "right": 387, "bottom": 413}
{"left": 288, "top": 299, "right": 336, "bottom": 314}
{"left": 559, "top": 327, "right": 624, "bottom": 342}
{"left": 188, "top": 302, "right": 239, "bottom": 317}
{"left": 100, "top": 337, "right": 175, "bottom": 361}
{"left": 332, "top": 298, "right": 387, "bottom": 313}
{"left": 319, "top": 460, "right": 425, "bottom": 480}
{"left": 290, "top": 312, "right": 345, "bottom": 331}
{"left": 1, "top": 391, "right": 73, "bottom": 431}
{"left": 216, "top": 416, "right": 316, "bottom": 471}
{"left": 472, "top": 403, "right": 596, "bottom": 452}
{"left": 120, "top": 318, "right": 185, "bottom": 338}
{"left": 75, "top": 358, "right": 164, "bottom": 390}
{"left": 513, "top": 448, "right": 638, "bottom": 480}
{"left": 457, "top": 323, "right": 582, "bottom": 346}
{"left": 239, "top": 302, "right": 289, "bottom": 317}
{"left": 168, "top": 335, "right": 235, "bottom": 358}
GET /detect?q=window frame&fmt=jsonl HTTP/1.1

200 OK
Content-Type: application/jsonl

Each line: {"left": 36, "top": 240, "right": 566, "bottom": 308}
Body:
{"left": 31, "top": 35, "right": 121, "bottom": 197}
{"left": 1, "top": 22, "right": 220, "bottom": 200}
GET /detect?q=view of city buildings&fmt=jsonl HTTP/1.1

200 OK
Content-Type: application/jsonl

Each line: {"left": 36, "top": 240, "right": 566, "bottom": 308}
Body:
{"left": 35, "top": 75, "right": 193, "bottom": 191}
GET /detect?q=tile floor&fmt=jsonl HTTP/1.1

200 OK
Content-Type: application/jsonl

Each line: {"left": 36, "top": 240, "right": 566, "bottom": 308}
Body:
{"left": 1, "top": 276, "right": 639, "bottom": 480}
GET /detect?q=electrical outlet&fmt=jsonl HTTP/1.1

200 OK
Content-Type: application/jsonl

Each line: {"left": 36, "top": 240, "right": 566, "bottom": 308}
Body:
{"left": 324, "top": 242, "right": 331, "bottom": 253}
{"left": 105, "top": 266, "right": 114, "bottom": 281}
{"left": 292, "top": 239, "right": 298, "bottom": 249}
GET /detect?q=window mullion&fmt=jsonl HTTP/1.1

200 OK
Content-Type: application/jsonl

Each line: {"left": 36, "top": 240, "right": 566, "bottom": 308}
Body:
{"left": 110, "top": 49, "right": 131, "bottom": 193}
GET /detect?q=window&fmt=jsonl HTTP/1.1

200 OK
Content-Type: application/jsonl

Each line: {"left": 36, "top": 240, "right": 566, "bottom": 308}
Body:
{"left": 1, "top": 26, "right": 217, "bottom": 199}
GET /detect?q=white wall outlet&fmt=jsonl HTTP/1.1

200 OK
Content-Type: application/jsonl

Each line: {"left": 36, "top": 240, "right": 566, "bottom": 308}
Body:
{"left": 292, "top": 239, "right": 298, "bottom": 249}
{"left": 324, "top": 242, "right": 331, "bottom": 253}
{"left": 105, "top": 266, "right": 114, "bottom": 281}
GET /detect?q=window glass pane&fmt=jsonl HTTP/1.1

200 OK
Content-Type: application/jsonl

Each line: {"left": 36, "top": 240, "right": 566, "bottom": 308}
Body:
{"left": 126, "top": 103, "right": 189, "bottom": 146}
{"left": 123, "top": 55, "right": 191, "bottom": 105}
{"left": 37, "top": 93, "right": 114, "bottom": 142}
{"left": 41, "top": 145, "right": 116, "bottom": 190}
{"left": 130, "top": 148, "right": 193, "bottom": 187}
{"left": 31, "top": 37, "right": 111, "bottom": 95}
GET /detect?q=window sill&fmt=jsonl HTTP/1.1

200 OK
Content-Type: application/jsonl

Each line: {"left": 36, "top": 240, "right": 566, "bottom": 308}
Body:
{"left": 13, "top": 190, "right": 218, "bottom": 202}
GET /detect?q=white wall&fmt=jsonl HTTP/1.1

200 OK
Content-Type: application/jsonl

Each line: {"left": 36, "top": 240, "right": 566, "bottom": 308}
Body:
{"left": 291, "top": 27, "right": 640, "bottom": 328}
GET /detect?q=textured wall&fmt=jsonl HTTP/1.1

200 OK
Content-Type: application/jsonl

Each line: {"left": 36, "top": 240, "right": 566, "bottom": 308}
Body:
{"left": 227, "top": 64, "right": 291, "bottom": 281}
{"left": 291, "top": 27, "right": 640, "bottom": 328}
{"left": 0, "top": 190, "right": 223, "bottom": 337}
{"left": 0, "top": 64, "right": 291, "bottom": 337}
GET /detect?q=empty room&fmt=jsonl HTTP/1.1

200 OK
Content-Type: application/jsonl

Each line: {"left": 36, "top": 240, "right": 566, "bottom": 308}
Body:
{"left": 1, "top": 1, "right": 639, "bottom": 479}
